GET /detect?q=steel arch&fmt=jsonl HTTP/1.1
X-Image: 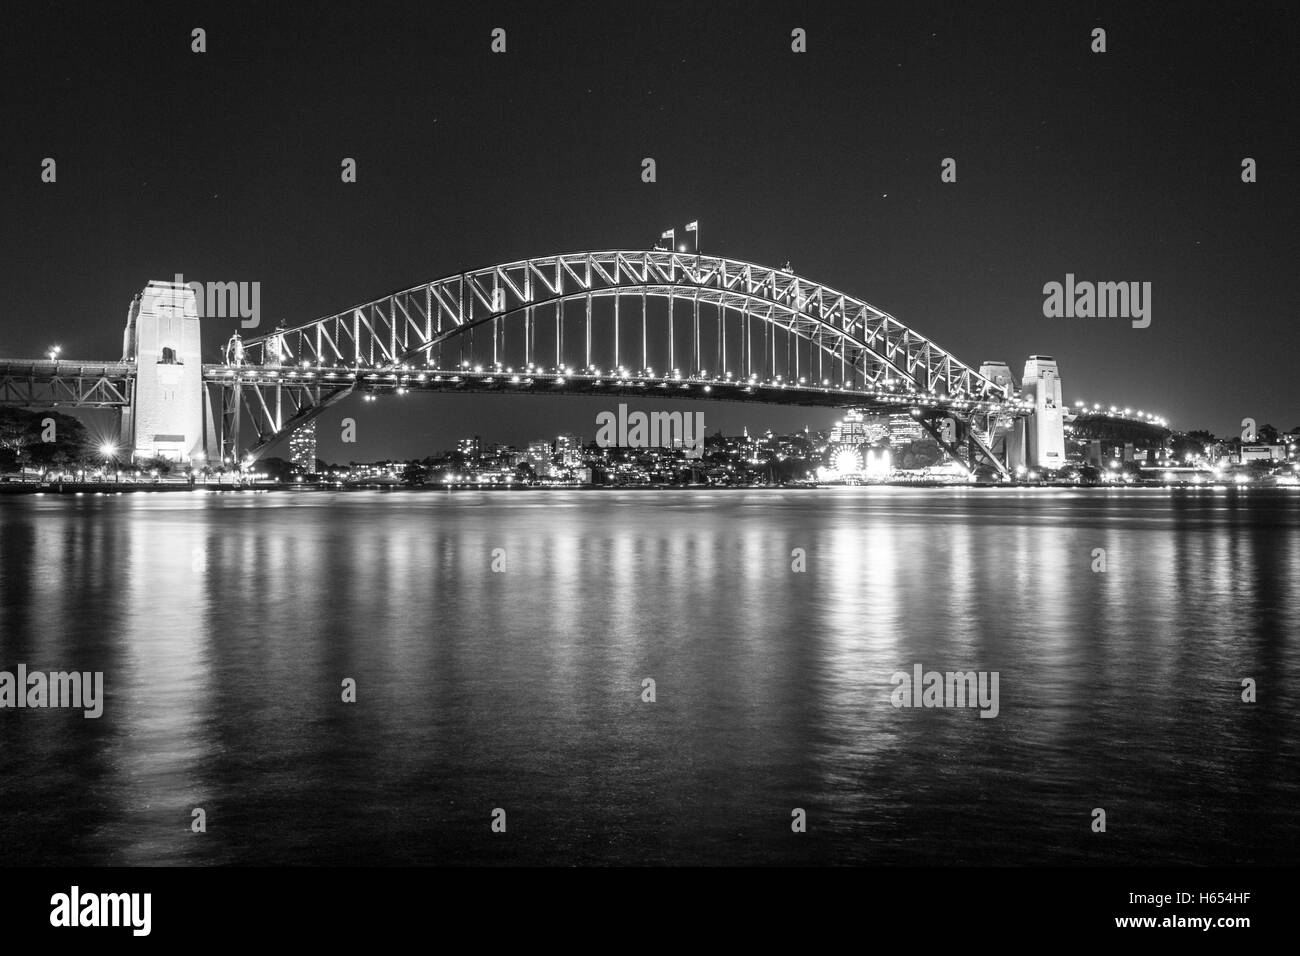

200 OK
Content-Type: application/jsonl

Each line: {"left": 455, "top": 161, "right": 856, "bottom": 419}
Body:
{"left": 241, "top": 251, "right": 1007, "bottom": 400}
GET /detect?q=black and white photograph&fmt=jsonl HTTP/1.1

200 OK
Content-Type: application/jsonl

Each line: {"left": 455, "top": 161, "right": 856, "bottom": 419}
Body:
{"left": 0, "top": 0, "right": 1294, "bottom": 939}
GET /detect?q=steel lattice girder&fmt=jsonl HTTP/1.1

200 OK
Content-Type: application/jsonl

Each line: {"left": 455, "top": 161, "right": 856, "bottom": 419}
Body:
{"left": 204, "top": 374, "right": 353, "bottom": 461}
{"left": 240, "top": 252, "right": 1009, "bottom": 399}
{"left": 912, "top": 409, "right": 1009, "bottom": 478}
{"left": 0, "top": 361, "right": 133, "bottom": 406}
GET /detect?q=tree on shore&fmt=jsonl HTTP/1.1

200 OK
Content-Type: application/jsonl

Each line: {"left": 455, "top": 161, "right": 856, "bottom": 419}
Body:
{"left": 134, "top": 456, "right": 175, "bottom": 477}
{"left": 258, "top": 457, "right": 292, "bottom": 482}
{"left": 0, "top": 407, "right": 96, "bottom": 471}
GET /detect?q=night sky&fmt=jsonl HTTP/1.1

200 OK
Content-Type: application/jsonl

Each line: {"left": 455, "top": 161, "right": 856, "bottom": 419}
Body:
{"left": 2, "top": 1, "right": 1296, "bottom": 461}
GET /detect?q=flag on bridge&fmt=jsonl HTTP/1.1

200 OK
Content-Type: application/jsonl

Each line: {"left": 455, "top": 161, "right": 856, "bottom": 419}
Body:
{"left": 685, "top": 220, "right": 699, "bottom": 252}
{"left": 660, "top": 228, "right": 674, "bottom": 248}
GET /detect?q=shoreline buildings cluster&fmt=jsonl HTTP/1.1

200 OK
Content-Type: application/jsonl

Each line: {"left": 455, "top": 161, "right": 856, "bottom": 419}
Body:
{"left": 280, "top": 410, "right": 1299, "bottom": 489}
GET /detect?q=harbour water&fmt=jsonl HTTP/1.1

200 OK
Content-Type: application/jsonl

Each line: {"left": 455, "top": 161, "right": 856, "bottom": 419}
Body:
{"left": 0, "top": 487, "right": 1296, "bottom": 865}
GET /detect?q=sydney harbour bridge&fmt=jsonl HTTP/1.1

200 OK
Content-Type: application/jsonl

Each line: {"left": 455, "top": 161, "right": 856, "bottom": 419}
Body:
{"left": 0, "top": 250, "right": 1092, "bottom": 478}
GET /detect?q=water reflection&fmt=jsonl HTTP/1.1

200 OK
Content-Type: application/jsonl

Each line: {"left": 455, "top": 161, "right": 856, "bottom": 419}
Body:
{"left": 0, "top": 487, "right": 1295, "bottom": 864}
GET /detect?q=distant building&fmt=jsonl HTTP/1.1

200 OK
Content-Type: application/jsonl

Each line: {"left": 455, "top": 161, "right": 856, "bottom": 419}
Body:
{"left": 829, "top": 410, "right": 878, "bottom": 445}
{"left": 1240, "top": 444, "right": 1286, "bottom": 462}
{"left": 555, "top": 433, "right": 583, "bottom": 467}
{"left": 457, "top": 436, "right": 482, "bottom": 458}
{"left": 289, "top": 421, "right": 317, "bottom": 472}
{"left": 887, "top": 413, "right": 926, "bottom": 446}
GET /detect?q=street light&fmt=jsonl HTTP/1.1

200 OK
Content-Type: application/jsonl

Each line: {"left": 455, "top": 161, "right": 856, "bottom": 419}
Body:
{"left": 47, "top": 345, "right": 61, "bottom": 362}
{"left": 99, "top": 442, "right": 116, "bottom": 483}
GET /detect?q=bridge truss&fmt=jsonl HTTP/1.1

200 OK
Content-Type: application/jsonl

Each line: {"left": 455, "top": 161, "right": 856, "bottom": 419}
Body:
{"left": 0, "top": 359, "right": 133, "bottom": 408}
{"left": 213, "top": 251, "right": 1027, "bottom": 474}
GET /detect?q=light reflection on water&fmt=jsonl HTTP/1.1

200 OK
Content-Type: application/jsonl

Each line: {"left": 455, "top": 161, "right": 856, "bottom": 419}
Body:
{"left": 0, "top": 487, "right": 1296, "bottom": 865}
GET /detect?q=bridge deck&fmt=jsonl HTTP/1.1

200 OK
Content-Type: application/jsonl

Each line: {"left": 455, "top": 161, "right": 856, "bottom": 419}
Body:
{"left": 0, "top": 358, "right": 134, "bottom": 374}
{"left": 200, "top": 364, "right": 1030, "bottom": 415}
{"left": 0, "top": 358, "right": 135, "bottom": 407}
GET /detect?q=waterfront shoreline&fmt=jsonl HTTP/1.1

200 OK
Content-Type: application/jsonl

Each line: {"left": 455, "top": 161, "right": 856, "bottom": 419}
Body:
{"left": 1, "top": 480, "right": 1294, "bottom": 496}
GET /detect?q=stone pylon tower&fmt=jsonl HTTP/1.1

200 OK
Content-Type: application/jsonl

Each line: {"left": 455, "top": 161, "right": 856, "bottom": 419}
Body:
{"left": 121, "top": 280, "right": 218, "bottom": 463}
{"left": 979, "top": 360, "right": 1023, "bottom": 469}
{"left": 1021, "top": 355, "right": 1066, "bottom": 470}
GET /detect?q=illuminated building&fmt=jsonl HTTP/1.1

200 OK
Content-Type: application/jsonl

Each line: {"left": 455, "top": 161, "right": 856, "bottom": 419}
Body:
{"left": 289, "top": 421, "right": 317, "bottom": 472}
{"left": 887, "top": 413, "right": 926, "bottom": 446}
{"left": 555, "top": 433, "right": 583, "bottom": 468}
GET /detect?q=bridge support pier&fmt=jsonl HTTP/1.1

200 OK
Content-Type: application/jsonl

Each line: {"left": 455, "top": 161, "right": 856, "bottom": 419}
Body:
{"left": 1021, "top": 356, "right": 1066, "bottom": 470}
{"left": 122, "top": 281, "right": 218, "bottom": 464}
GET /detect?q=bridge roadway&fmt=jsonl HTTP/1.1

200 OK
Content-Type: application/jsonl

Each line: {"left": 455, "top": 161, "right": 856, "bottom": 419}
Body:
{"left": 200, "top": 362, "right": 1029, "bottom": 415}
{"left": 0, "top": 356, "right": 1030, "bottom": 416}
{"left": 0, "top": 358, "right": 134, "bottom": 407}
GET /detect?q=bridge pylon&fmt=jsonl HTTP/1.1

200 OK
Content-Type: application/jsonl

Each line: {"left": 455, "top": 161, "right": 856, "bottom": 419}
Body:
{"left": 121, "top": 281, "right": 219, "bottom": 464}
{"left": 1020, "top": 355, "right": 1066, "bottom": 470}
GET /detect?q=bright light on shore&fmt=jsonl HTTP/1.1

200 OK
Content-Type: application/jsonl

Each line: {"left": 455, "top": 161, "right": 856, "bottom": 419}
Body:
{"left": 99, "top": 442, "right": 116, "bottom": 457}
